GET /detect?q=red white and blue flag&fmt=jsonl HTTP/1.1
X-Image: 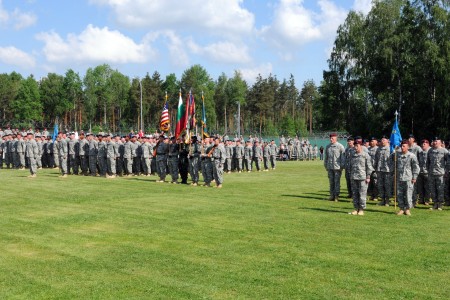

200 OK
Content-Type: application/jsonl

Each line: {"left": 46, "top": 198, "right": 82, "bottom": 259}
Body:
{"left": 159, "top": 102, "right": 170, "bottom": 132}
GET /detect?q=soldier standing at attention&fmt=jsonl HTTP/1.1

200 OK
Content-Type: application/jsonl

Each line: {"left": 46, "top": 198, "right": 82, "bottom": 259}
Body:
{"left": 68, "top": 132, "right": 78, "bottom": 175}
{"left": 224, "top": 140, "right": 233, "bottom": 173}
{"left": 106, "top": 134, "right": 118, "bottom": 178}
{"left": 269, "top": 140, "right": 278, "bottom": 170}
{"left": 88, "top": 133, "right": 98, "bottom": 176}
{"left": 407, "top": 134, "right": 422, "bottom": 206}
{"left": 167, "top": 137, "right": 180, "bottom": 184}
{"left": 417, "top": 139, "right": 431, "bottom": 205}
{"left": 25, "top": 133, "right": 39, "bottom": 178}
{"left": 78, "top": 132, "right": 89, "bottom": 175}
{"left": 35, "top": 134, "right": 43, "bottom": 169}
{"left": 57, "top": 132, "right": 68, "bottom": 177}
{"left": 253, "top": 140, "right": 263, "bottom": 172}
{"left": 115, "top": 135, "right": 124, "bottom": 176}
{"left": 234, "top": 140, "right": 244, "bottom": 173}
{"left": 178, "top": 137, "right": 189, "bottom": 184}
{"left": 324, "top": 133, "right": 345, "bottom": 201}
{"left": 426, "top": 137, "right": 449, "bottom": 211}
{"left": 155, "top": 135, "right": 169, "bottom": 183}
{"left": 344, "top": 137, "right": 355, "bottom": 198}
{"left": 393, "top": 140, "right": 420, "bottom": 216}
{"left": 188, "top": 135, "right": 201, "bottom": 185}
{"left": 123, "top": 135, "right": 133, "bottom": 176}
{"left": 375, "top": 135, "right": 392, "bottom": 206}
{"left": 348, "top": 139, "right": 374, "bottom": 215}
{"left": 16, "top": 133, "right": 26, "bottom": 170}
{"left": 131, "top": 135, "right": 140, "bottom": 176}
{"left": 202, "top": 137, "right": 214, "bottom": 187}
{"left": 97, "top": 133, "right": 107, "bottom": 177}
{"left": 141, "top": 136, "right": 152, "bottom": 176}
{"left": 367, "top": 137, "right": 379, "bottom": 200}
{"left": 244, "top": 140, "right": 253, "bottom": 172}
{"left": 212, "top": 137, "right": 226, "bottom": 188}
{"left": 263, "top": 141, "right": 270, "bottom": 171}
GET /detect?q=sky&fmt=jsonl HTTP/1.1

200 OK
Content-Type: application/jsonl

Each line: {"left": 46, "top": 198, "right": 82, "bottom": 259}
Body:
{"left": 0, "top": 0, "right": 373, "bottom": 86}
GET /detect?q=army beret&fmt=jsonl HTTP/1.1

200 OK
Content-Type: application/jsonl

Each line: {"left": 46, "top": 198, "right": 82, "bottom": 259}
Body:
{"left": 354, "top": 136, "right": 362, "bottom": 140}
{"left": 26, "top": 132, "right": 33, "bottom": 136}
{"left": 79, "top": 131, "right": 85, "bottom": 135}
{"left": 329, "top": 133, "right": 337, "bottom": 137}
{"left": 401, "top": 139, "right": 409, "bottom": 145}
{"left": 35, "top": 134, "right": 41, "bottom": 137}
{"left": 355, "top": 140, "right": 363, "bottom": 145}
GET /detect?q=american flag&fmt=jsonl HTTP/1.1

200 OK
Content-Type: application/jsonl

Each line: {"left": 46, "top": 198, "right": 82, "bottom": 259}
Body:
{"left": 159, "top": 102, "right": 170, "bottom": 132}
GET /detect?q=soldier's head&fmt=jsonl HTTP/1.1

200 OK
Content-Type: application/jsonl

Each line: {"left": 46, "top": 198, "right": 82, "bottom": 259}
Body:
{"left": 26, "top": 132, "right": 33, "bottom": 140}
{"left": 401, "top": 140, "right": 409, "bottom": 153}
{"left": 408, "top": 134, "right": 416, "bottom": 146}
{"left": 329, "top": 133, "right": 337, "bottom": 143}
{"left": 214, "top": 137, "right": 220, "bottom": 146}
{"left": 421, "top": 139, "right": 430, "bottom": 150}
{"left": 347, "top": 137, "right": 354, "bottom": 147}
{"left": 381, "top": 135, "right": 389, "bottom": 147}
{"left": 163, "top": 136, "right": 169, "bottom": 143}
{"left": 432, "top": 137, "right": 441, "bottom": 148}
{"left": 354, "top": 140, "right": 363, "bottom": 153}
{"left": 191, "top": 136, "right": 197, "bottom": 144}
{"left": 79, "top": 132, "right": 85, "bottom": 139}
{"left": 369, "top": 137, "right": 377, "bottom": 147}
{"left": 131, "top": 135, "right": 137, "bottom": 142}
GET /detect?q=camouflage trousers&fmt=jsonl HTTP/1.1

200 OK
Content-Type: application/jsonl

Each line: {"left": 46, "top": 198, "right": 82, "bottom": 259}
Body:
{"left": 156, "top": 157, "right": 167, "bottom": 180}
{"left": 202, "top": 159, "right": 213, "bottom": 184}
{"left": 416, "top": 173, "right": 430, "bottom": 202}
{"left": 270, "top": 155, "right": 276, "bottom": 169}
{"left": 244, "top": 158, "right": 252, "bottom": 171}
{"left": 263, "top": 157, "right": 269, "bottom": 170}
{"left": 235, "top": 158, "right": 243, "bottom": 171}
{"left": 69, "top": 154, "right": 79, "bottom": 175}
{"left": 168, "top": 157, "right": 179, "bottom": 182}
{"left": 141, "top": 157, "right": 151, "bottom": 175}
{"left": 397, "top": 180, "right": 413, "bottom": 210}
{"left": 189, "top": 157, "right": 199, "bottom": 183}
{"left": 327, "top": 170, "right": 342, "bottom": 198}
{"left": 89, "top": 155, "right": 97, "bottom": 175}
{"left": 225, "top": 158, "right": 232, "bottom": 172}
{"left": 351, "top": 179, "right": 368, "bottom": 210}
{"left": 59, "top": 156, "right": 68, "bottom": 175}
{"left": 253, "top": 158, "right": 262, "bottom": 171}
{"left": 124, "top": 158, "right": 132, "bottom": 175}
{"left": 28, "top": 156, "right": 37, "bottom": 175}
{"left": 79, "top": 155, "right": 89, "bottom": 174}
{"left": 107, "top": 156, "right": 116, "bottom": 176}
{"left": 345, "top": 169, "right": 352, "bottom": 197}
{"left": 377, "top": 172, "right": 391, "bottom": 202}
{"left": 368, "top": 171, "right": 378, "bottom": 199}
{"left": 213, "top": 160, "right": 224, "bottom": 185}
{"left": 97, "top": 156, "right": 107, "bottom": 176}
{"left": 429, "top": 175, "right": 445, "bottom": 204}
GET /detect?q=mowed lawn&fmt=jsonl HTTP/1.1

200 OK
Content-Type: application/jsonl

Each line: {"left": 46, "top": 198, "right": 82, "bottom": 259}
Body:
{"left": 0, "top": 161, "right": 448, "bottom": 299}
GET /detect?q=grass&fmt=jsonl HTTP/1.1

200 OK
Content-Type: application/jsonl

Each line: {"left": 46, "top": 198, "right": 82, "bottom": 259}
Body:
{"left": 0, "top": 161, "right": 448, "bottom": 299}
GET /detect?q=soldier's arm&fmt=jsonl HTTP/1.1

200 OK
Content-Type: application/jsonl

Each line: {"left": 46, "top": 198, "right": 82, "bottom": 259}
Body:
{"left": 411, "top": 155, "right": 419, "bottom": 181}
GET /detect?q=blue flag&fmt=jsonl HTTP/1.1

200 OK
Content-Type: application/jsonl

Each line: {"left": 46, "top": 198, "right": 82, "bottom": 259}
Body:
{"left": 52, "top": 123, "right": 58, "bottom": 142}
{"left": 390, "top": 119, "right": 402, "bottom": 152}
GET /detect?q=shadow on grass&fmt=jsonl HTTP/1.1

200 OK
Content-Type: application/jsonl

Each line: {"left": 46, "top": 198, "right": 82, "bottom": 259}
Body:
{"left": 297, "top": 207, "right": 348, "bottom": 214}
{"left": 282, "top": 194, "right": 353, "bottom": 203}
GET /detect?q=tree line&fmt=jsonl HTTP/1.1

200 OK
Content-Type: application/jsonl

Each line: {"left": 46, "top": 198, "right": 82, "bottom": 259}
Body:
{"left": 318, "top": 0, "right": 450, "bottom": 138}
{"left": 0, "top": 64, "right": 317, "bottom": 137}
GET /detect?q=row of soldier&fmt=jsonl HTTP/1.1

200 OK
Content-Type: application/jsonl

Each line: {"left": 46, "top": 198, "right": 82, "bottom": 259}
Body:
{"left": 325, "top": 133, "right": 450, "bottom": 215}
{"left": 0, "top": 132, "right": 280, "bottom": 188}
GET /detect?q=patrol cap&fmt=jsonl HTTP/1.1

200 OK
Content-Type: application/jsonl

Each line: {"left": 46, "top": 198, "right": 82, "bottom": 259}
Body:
{"left": 370, "top": 136, "right": 377, "bottom": 141}
{"left": 408, "top": 134, "right": 415, "bottom": 139}
{"left": 363, "top": 139, "right": 369, "bottom": 143}
{"left": 421, "top": 139, "right": 429, "bottom": 144}
{"left": 164, "top": 135, "right": 169, "bottom": 139}
{"left": 329, "top": 133, "right": 337, "bottom": 137}
{"left": 191, "top": 135, "right": 198, "bottom": 140}
{"left": 26, "top": 132, "right": 33, "bottom": 136}
{"left": 432, "top": 136, "right": 441, "bottom": 142}
{"left": 347, "top": 136, "right": 354, "bottom": 141}
{"left": 381, "top": 135, "right": 389, "bottom": 140}
{"left": 35, "top": 133, "right": 41, "bottom": 138}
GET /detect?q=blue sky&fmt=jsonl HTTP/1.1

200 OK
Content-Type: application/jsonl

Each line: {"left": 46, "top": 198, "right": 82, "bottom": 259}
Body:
{"left": 0, "top": 0, "right": 373, "bottom": 86}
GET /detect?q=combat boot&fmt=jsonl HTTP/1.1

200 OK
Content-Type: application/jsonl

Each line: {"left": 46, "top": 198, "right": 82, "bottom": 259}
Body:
{"left": 396, "top": 210, "right": 404, "bottom": 216}
{"left": 405, "top": 209, "right": 411, "bottom": 216}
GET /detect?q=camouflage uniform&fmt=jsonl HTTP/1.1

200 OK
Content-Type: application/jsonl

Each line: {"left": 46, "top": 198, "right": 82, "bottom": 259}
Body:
{"left": 202, "top": 143, "right": 214, "bottom": 185}
{"left": 224, "top": 143, "right": 233, "bottom": 172}
{"left": 25, "top": 137, "right": 39, "bottom": 176}
{"left": 155, "top": 141, "right": 168, "bottom": 181}
{"left": 97, "top": 139, "right": 107, "bottom": 176}
{"left": 344, "top": 146, "right": 355, "bottom": 198}
{"left": 123, "top": 140, "right": 133, "bottom": 175}
{"left": 426, "top": 147, "right": 448, "bottom": 209}
{"left": 367, "top": 145, "right": 378, "bottom": 199}
{"left": 393, "top": 151, "right": 419, "bottom": 211}
{"left": 188, "top": 141, "right": 201, "bottom": 184}
{"left": 324, "top": 141, "right": 345, "bottom": 200}
{"left": 234, "top": 143, "right": 244, "bottom": 172}
{"left": 269, "top": 143, "right": 278, "bottom": 169}
{"left": 349, "top": 150, "right": 374, "bottom": 211}
{"left": 417, "top": 147, "right": 430, "bottom": 204}
{"left": 88, "top": 138, "right": 98, "bottom": 176}
{"left": 263, "top": 144, "right": 270, "bottom": 170}
{"left": 58, "top": 137, "right": 68, "bottom": 175}
{"left": 244, "top": 144, "right": 253, "bottom": 172}
{"left": 212, "top": 142, "right": 226, "bottom": 186}
{"left": 252, "top": 144, "right": 263, "bottom": 171}
{"left": 78, "top": 137, "right": 89, "bottom": 175}
{"left": 374, "top": 145, "right": 392, "bottom": 205}
{"left": 178, "top": 142, "right": 189, "bottom": 184}
{"left": 168, "top": 141, "right": 179, "bottom": 183}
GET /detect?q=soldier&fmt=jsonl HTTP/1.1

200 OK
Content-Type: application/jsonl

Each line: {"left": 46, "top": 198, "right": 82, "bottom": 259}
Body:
{"left": 224, "top": 140, "right": 233, "bottom": 173}
{"left": 252, "top": 140, "right": 263, "bottom": 171}
{"left": 263, "top": 141, "right": 270, "bottom": 171}
{"left": 367, "top": 137, "right": 379, "bottom": 200}
{"left": 234, "top": 139, "right": 244, "bottom": 173}
{"left": 344, "top": 137, "right": 355, "bottom": 198}
{"left": 141, "top": 135, "right": 153, "bottom": 176}
{"left": 131, "top": 135, "right": 141, "bottom": 176}
{"left": 35, "top": 134, "right": 43, "bottom": 169}
{"left": 407, "top": 134, "right": 422, "bottom": 205}
{"left": 202, "top": 137, "right": 214, "bottom": 186}
{"left": 269, "top": 140, "right": 278, "bottom": 170}
{"left": 57, "top": 132, "right": 68, "bottom": 177}
{"left": 188, "top": 135, "right": 201, "bottom": 185}
{"left": 167, "top": 137, "right": 180, "bottom": 184}
{"left": 97, "top": 133, "right": 107, "bottom": 177}
{"left": 68, "top": 132, "right": 79, "bottom": 175}
{"left": 106, "top": 134, "right": 118, "bottom": 178}
{"left": 211, "top": 137, "right": 226, "bottom": 188}
{"left": 88, "top": 133, "right": 98, "bottom": 176}
{"left": 4, "top": 134, "right": 11, "bottom": 168}
{"left": 123, "top": 135, "right": 133, "bottom": 176}
{"left": 0, "top": 135, "right": 4, "bottom": 168}
{"left": 348, "top": 139, "right": 374, "bottom": 215}
{"left": 25, "top": 133, "right": 39, "bottom": 178}
{"left": 392, "top": 140, "right": 420, "bottom": 216}
{"left": 324, "top": 133, "right": 345, "bottom": 201}
{"left": 417, "top": 139, "right": 431, "bottom": 205}
{"left": 115, "top": 135, "right": 125, "bottom": 176}
{"left": 178, "top": 136, "right": 189, "bottom": 184}
{"left": 78, "top": 132, "right": 89, "bottom": 175}
{"left": 52, "top": 136, "right": 59, "bottom": 169}
{"left": 426, "top": 137, "right": 448, "bottom": 211}
{"left": 244, "top": 140, "right": 253, "bottom": 172}
{"left": 16, "top": 133, "right": 26, "bottom": 169}
{"left": 155, "top": 135, "right": 169, "bottom": 182}
{"left": 375, "top": 135, "right": 392, "bottom": 206}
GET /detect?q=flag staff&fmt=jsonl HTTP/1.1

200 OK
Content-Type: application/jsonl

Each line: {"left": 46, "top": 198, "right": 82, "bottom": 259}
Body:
{"left": 394, "top": 110, "right": 398, "bottom": 211}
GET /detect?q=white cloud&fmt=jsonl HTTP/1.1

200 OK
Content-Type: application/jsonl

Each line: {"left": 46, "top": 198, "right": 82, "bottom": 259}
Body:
{"left": 261, "top": 0, "right": 347, "bottom": 47}
{"left": 238, "top": 63, "right": 273, "bottom": 84}
{"left": 188, "top": 39, "right": 251, "bottom": 64}
{"left": 36, "top": 24, "right": 154, "bottom": 64}
{"left": 0, "top": 0, "right": 37, "bottom": 29}
{"left": 90, "top": 0, "right": 255, "bottom": 37}
{"left": 353, "top": 0, "right": 373, "bottom": 15}
{"left": 0, "top": 46, "right": 36, "bottom": 68}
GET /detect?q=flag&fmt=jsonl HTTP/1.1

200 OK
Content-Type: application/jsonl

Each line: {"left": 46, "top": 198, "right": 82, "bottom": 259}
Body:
{"left": 189, "top": 93, "right": 196, "bottom": 129}
{"left": 52, "top": 123, "right": 58, "bottom": 142}
{"left": 175, "top": 91, "right": 186, "bottom": 138}
{"left": 159, "top": 102, "right": 170, "bottom": 132}
{"left": 201, "top": 93, "right": 209, "bottom": 138}
{"left": 390, "top": 118, "right": 402, "bottom": 152}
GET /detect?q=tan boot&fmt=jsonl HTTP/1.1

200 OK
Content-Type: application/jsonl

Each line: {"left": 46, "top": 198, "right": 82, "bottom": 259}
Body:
{"left": 357, "top": 210, "right": 364, "bottom": 216}
{"left": 405, "top": 209, "right": 411, "bottom": 216}
{"left": 396, "top": 210, "right": 404, "bottom": 216}
{"left": 348, "top": 210, "right": 358, "bottom": 215}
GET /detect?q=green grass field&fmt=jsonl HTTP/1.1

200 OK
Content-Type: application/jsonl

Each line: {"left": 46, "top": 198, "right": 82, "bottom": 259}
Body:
{"left": 0, "top": 161, "right": 448, "bottom": 299}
